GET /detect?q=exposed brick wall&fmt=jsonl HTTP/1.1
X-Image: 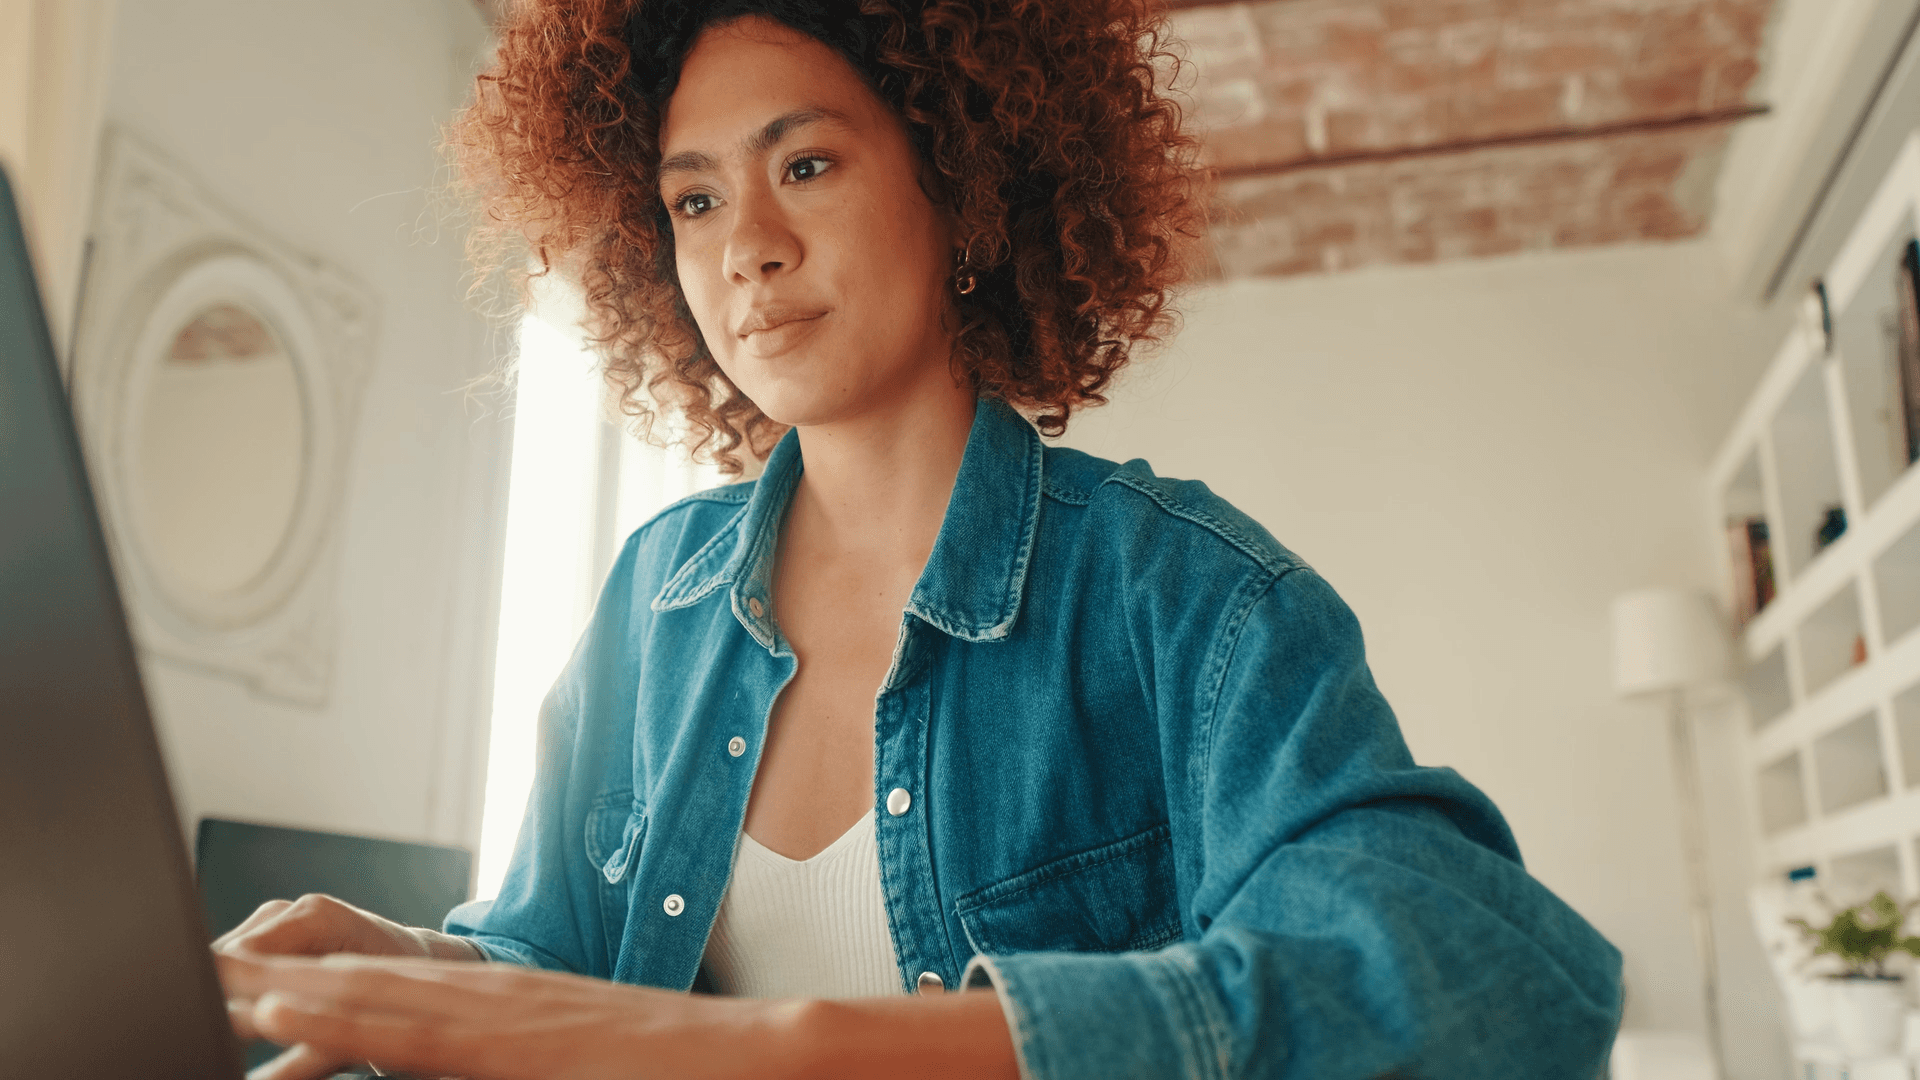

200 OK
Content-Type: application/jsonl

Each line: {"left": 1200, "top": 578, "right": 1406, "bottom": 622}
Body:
{"left": 1209, "top": 124, "right": 1730, "bottom": 276}
{"left": 1171, "top": 0, "right": 1776, "bottom": 277}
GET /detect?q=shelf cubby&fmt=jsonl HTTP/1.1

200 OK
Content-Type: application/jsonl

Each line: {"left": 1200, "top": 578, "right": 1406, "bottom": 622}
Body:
{"left": 1742, "top": 643, "right": 1794, "bottom": 730}
{"left": 1815, "top": 710, "right": 1890, "bottom": 814}
{"left": 1890, "top": 683, "right": 1920, "bottom": 798}
{"left": 1760, "top": 751, "right": 1811, "bottom": 835}
{"left": 1832, "top": 209, "right": 1919, "bottom": 513}
{"left": 1770, "top": 360, "right": 1849, "bottom": 583}
{"left": 1797, "top": 582, "right": 1869, "bottom": 696}
{"left": 1830, "top": 843, "right": 1904, "bottom": 904}
{"left": 1876, "top": 517, "right": 1920, "bottom": 648}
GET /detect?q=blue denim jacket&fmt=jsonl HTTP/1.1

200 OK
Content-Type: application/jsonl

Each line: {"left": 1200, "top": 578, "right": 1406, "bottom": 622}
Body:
{"left": 446, "top": 398, "right": 1622, "bottom": 1078}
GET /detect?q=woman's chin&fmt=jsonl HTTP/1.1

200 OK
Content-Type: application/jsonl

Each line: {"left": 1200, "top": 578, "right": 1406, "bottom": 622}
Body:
{"left": 750, "top": 399, "right": 858, "bottom": 432}
{"left": 720, "top": 353, "right": 869, "bottom": 430}
{"left": 726, "top": 381, "right": 852, "bottom": 432}
{"left": 719, "top": 337, "right": 957, "bottom": 432}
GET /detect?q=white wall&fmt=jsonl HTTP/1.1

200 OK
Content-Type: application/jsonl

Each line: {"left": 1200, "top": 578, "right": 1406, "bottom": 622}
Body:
{"left": 100, "top": 1, "right": 509, "bottom": 856}
{"left": 1066, "top": 239, "right": 1791, "bottom": 1076}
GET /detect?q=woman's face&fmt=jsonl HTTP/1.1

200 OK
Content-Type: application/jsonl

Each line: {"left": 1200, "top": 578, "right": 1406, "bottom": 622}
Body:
{"left": 659, "top": 16, "right": 961, "bottom": 430}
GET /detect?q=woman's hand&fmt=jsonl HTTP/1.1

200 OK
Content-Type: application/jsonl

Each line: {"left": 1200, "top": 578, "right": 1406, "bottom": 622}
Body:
{"left": 211, "top": 894, "right": 485, "bottom": 1078}
{"left": 212, "top": 893, "right": 483, "bottom": 964}
{"left": 214, "top": 951, "right": 806, "bottom": 1080}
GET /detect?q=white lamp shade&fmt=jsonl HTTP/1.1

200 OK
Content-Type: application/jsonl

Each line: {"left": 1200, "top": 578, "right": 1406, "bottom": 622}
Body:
{"left": 1611, "top": 588, "right": 1732, "bottom": 697}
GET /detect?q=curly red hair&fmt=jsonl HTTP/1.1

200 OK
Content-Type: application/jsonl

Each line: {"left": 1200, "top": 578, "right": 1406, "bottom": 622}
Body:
{"left": 451, "top": 0, "right": 1203, "bottom": 472}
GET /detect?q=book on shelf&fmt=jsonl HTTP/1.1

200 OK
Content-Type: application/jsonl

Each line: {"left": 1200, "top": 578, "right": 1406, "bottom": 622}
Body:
{"left": 1897, "top": 239, "right": 1920, "bottom": 466}
{"left": 1728, "top": 517, "right": 1775, "bottom": 623}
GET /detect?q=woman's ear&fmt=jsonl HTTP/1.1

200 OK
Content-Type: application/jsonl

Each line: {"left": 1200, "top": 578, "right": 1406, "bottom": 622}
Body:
{"left": 941, "top": 208, "right": 968, "bottom": 271}
{"left": 908, "top": 147, "right": 960, "bottom": 231}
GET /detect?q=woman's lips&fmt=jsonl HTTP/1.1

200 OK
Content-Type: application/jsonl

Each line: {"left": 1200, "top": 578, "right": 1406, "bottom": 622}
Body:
{"left": 738, "top": 312, "right": 826, "bottom": 357}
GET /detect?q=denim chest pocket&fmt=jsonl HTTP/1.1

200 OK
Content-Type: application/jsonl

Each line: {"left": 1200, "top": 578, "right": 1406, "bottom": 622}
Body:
{"left": 954, "top": 822, "right": 1183, "bottom": 957}
{"left": 584, "top": 789, "right": 646, "bottom": 970}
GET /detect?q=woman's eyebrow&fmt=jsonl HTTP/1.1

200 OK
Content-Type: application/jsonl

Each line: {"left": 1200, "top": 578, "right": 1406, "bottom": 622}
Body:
{"left": 658, "top": 106, "right": 855, "bottom": 180}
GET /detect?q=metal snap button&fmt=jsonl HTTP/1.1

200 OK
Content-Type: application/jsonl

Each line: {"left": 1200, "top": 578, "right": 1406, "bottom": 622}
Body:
{"left": 662, "top": 893, "right": 684, "bottom": 917}
{"left": 886, "top": 787, "right": 912, "bottom": 816}
{"left": 747, "top": 596, "right": 765, "bottom": 618}
{"left": 727, "top": 736, "right": 746, "bottom": 758}
{"left": 917, "top": 971, "right": 945, "bottom": 993}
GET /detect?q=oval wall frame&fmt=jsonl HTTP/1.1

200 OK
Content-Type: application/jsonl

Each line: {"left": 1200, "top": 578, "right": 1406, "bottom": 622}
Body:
{"left": 71, "top": 130, "right": 378, "bottom": 705}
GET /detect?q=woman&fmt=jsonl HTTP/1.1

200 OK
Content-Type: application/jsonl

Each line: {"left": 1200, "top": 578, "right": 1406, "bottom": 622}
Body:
{"left": 215, "top": 2, "right": 1624, "bottom": 1077}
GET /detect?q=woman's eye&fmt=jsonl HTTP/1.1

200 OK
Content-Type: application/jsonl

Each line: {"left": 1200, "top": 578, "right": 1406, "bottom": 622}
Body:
{"left": 675, "top": 192, "right": 716, "bottom": 218}
{"left": 787, "top": 156, "right": 831, "bottom": 183}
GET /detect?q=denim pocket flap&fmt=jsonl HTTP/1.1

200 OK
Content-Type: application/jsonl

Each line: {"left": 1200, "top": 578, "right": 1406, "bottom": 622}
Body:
{"left": 954, "top": 822, "right": 1182, "bottom": 957}
{"left": 584, "top": 790, "right": 645, "bottom": 885}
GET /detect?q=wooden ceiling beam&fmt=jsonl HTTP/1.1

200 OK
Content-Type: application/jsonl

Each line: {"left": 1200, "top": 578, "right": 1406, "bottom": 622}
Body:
{"left": 1208, "top": 103, "right": 1770, "bottom": 180}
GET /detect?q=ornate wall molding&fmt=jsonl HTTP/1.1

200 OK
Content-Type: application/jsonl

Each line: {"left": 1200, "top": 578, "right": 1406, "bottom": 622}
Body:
{"left": 71, "top": 129, "right": 378, "bottom": 705}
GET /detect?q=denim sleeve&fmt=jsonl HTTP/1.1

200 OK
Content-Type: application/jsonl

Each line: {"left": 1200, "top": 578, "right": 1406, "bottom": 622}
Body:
{"left": 440, "top": 676, "right": 597, "bottom": 975}
{"left": 961, "top": 567, "right": 1623, "bottom": 1079}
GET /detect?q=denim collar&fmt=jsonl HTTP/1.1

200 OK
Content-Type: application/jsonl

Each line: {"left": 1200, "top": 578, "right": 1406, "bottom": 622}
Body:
{"left": 651, "top": 398, "right": 1044, "bottom": 649}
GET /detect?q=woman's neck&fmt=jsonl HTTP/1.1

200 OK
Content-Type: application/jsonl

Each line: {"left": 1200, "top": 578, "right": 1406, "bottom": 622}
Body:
{"left": 784, "top": 379, "right": 976, "bottom": 570}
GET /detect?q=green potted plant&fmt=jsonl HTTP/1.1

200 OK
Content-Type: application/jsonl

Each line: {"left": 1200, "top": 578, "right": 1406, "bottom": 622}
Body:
{"left": 1789, "top": 891, "right": 1920, "bottom": 1057}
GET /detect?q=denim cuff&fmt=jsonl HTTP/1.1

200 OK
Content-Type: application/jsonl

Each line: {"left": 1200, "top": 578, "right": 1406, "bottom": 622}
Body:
{"left": 960, "top": 947, "right": 1233, "bottom": 1080}
{"left": 958, "top": 954, "right": 1034, "bottom": 1080}
{"left": 460, "top": 935, "right": 516, "bottom": 965}
{"left": 452, "top": 932, "right": 576, "bottom": 973}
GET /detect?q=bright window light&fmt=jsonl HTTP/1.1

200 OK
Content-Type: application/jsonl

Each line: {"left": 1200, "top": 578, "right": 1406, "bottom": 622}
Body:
{"left": 475, "top": 309, "right": 720, "bottom": 901}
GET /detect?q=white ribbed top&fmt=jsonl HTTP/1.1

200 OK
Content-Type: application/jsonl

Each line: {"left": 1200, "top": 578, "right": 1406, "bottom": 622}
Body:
{"left": 699, "top": 809, "right": 906, "bottom": 999}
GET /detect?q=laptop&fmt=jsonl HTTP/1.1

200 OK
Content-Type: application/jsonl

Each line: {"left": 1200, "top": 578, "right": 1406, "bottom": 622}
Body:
{"left": 0, "top": 165, "right": 247, "bottom": 1078}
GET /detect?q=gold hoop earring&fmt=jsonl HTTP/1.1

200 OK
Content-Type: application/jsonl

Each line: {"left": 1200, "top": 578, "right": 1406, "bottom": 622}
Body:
{"left": 953, "top": 247, "right": 978, "bottom": 295}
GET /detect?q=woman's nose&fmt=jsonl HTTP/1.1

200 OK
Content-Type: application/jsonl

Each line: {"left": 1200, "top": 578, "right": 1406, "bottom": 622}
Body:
{"left": 723, "top": 190, "right": 801, "bottom": 284}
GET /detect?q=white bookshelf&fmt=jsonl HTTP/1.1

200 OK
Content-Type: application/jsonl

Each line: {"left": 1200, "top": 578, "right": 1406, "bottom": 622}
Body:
{"left": 1709, "top": 131, "right": 1920, "bottom": 907}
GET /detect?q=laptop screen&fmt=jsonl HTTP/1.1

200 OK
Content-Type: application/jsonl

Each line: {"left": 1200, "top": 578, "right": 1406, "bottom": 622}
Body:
{"left": 0, "top": 166, "right": 244, "bottom": 1079}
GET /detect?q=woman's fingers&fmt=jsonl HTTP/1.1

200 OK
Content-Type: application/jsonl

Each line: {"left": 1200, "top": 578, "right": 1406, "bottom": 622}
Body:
{"left": 227, "top": 996, "right": 266, "bottom": 1042}
{"left": 211, "top": 904, "right": 479, "bottom": 1074}
{"left": 217, "top": 917, "right": 292, "bottom": 1042}
{"left": 224, "top": 893, "right": 410, "bottom": 958}
{"left": 213, "top": 896, "right": 441, "bottom": 1050}
{"left": 212, "top": 898, "right": 294, "bottom": 953}
{"left": 219, "top": 951, "right": 518, "bottom": 1025}
{"left": 244, "top": 1039, "right": 355, "bottom": 1080}
{"left": 251, "top": 991, "right": 467, "bottom": 1080}
{"left": 223, "top": 951, "right": 688, "bottom": 1080}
